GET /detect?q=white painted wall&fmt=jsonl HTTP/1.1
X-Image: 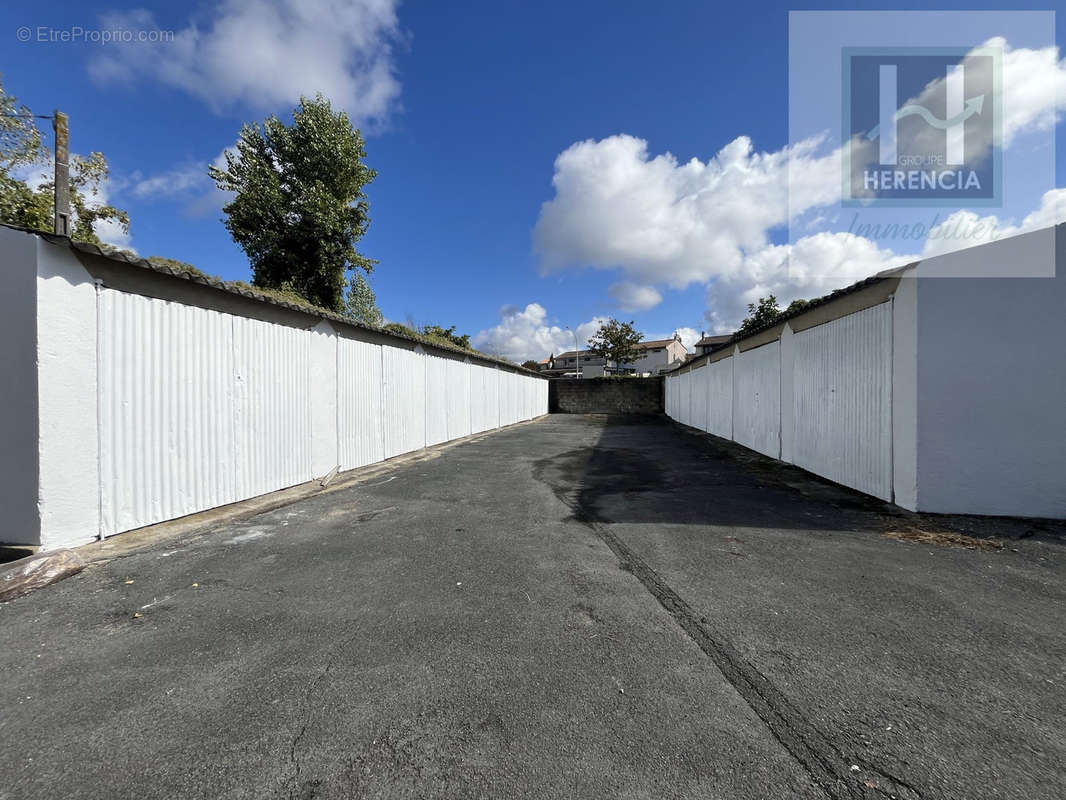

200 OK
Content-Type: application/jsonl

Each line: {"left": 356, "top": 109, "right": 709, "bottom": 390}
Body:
{"left": 36, "top": 239, "right": 99, "bottom": 550}
{"left": 1, "top": 231, "right": 548, "bottom": 549}
{"left": 914, "top": 226, "right": 1066, "bottom": 517}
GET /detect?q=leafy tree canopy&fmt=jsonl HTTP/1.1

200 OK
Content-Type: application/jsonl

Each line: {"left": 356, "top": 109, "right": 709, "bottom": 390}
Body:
{"left": 587, "top": 318, "right": 644, "bottom": 366}
{"left": 521, "top": 360, "right": 541, "bottom": 371}
{"left": 736, "top": 295, "right": 811, "bottom": 336}
{"left": 0, "top": 77, "right": 129, "bottom": 243}
{"left": 0, "top": 77, "right": 45, "bottom": 171}
{"left": 737, "top": 295, "right": 782, "bottom": 336}
{"left": 210, "top": 94, "right": 377, "bottom": 312}
{"left": 343, "top": 273, "right": 383, "bottom": 327}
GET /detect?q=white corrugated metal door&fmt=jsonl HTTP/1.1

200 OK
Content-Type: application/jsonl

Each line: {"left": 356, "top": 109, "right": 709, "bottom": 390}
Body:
{"left": 732, "top": 342, "right": 781, "bottom": 458}
{"left": 791, "top": 303, "right": 893, "bottom": 501}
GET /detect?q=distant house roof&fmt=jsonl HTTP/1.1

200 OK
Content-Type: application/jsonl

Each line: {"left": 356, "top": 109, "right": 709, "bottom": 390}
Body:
{"left": 695, "top": 334, "right": 732, "bottom": 348}
{"left": 634, "top": 338, "right": 680, "bottom": 350}
{"left": 545, "top": 332, "right": 688, "bottom": 363}
{"left": 552, "top": 349, "right": 593, "bottom": 360}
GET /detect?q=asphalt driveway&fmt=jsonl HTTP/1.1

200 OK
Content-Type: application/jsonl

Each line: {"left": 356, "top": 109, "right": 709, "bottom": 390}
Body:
{"left": 1, "top": 414, "right": 1063, "bottom": 800}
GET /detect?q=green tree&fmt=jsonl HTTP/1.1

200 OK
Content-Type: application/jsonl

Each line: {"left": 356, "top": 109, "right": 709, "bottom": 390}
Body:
{"left": 587, "top": 318, "right": 644, "bottom": 369}
{"left": 737, "top": 295, "right": 782, "bottom": 335}
{"left": 0, "top": 77, "right": 45, "bottom": 170}
{"left": 736, "top": 295, "right": 811, "bottom": 336}
{"left": 343, "top": 273, "right": 383, "bottom": 327}
{"left": 521, "top": 360, "right": 541, "bottom": 371}
{"left": 0, "top": 78, "right": 129, "bottom": 243}
{"left": 210, "top": 94, "right": 377, "bottom": 312}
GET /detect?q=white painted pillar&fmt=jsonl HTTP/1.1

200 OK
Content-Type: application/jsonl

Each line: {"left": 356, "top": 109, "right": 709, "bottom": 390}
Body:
{"left": 36, "top": 240, "right": 100, "bottom": 549}
{"left": 891, "top": 273, "right": 919, "bottom": 510}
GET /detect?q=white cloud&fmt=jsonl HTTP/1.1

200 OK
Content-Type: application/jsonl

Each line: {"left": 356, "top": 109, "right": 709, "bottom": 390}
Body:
{"left": 533, "top": 133, "right": 838, "bottom": 290}
{"left": 608, "top": 281, "right": 662, "bottom": 312}
{"left": 672, "top": 327, "right": 701, "bottom": 352}
{"left": 700, "top": 232, "right": 905, "bottom": 334}
{"left": 129, "top": 146, "right": 237, "bottom": 215}
{"left": 89, "top": 0, "right": 403, "bottom": 125}
{"left": 921, "top": 188, "right": 1066, "bottom": 258}
{"left": 471, "top": 303, "right": 607, "bottom": 362}
{"left": 996, "top": 37, "right": 1066, "bottom": 144}
{"left": 131, "top": 163, "right": 209, "bottom": 199}
{"left": 533, "top": 38, "right": 1066, "bottom": 333}
{"left": 532, "top": 132, "right": 856, "bottom": 333}
{"left": 1016, "top": 188, "right": 1066, "bottom": 231}
{"left": 87, "top": 170, "right": 133, "bottom": 250}
{"left": 93, "top": 216, "right": 134, "bottom": 250}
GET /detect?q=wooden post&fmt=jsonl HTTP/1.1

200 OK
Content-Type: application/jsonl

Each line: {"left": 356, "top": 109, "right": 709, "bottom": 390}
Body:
{"left": 52, "top": 111, "right": 70, "bottom": 237}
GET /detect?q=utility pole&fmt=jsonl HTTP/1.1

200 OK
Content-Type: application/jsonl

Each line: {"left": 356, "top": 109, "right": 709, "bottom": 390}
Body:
{"left": 52, "top": 110, "right": 70, "bottom": 237}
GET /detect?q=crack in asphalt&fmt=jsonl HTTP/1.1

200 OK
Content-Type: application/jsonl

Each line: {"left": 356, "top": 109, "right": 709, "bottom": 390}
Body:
{"left": 574, "top": 509, "right": 922, "bottom": 800}
{"left": 281, "top": 627, "right": 366, "bottom": 800}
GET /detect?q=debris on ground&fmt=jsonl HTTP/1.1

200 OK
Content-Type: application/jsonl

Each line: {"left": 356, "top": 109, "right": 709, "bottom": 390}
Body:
{"left": 882, "top": 526, "right": 1003, "bottom": 551}
{"left": 0, "top": 549, "right": 86, "bottom": 602}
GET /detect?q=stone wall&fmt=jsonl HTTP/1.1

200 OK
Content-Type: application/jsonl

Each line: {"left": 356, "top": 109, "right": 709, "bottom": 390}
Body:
{"left": 549, "top": 377, "right": 664, "bottom": 414}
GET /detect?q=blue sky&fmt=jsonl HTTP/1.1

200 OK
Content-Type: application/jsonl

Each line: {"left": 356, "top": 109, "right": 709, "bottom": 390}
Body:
{"left": 3, "top": 1, "right": 1064, "bottom": 360}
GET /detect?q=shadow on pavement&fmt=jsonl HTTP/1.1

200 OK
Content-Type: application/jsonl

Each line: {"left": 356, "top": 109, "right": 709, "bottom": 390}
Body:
{"left": 534, "top": 414, "right": 1066, "bottom": 543}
